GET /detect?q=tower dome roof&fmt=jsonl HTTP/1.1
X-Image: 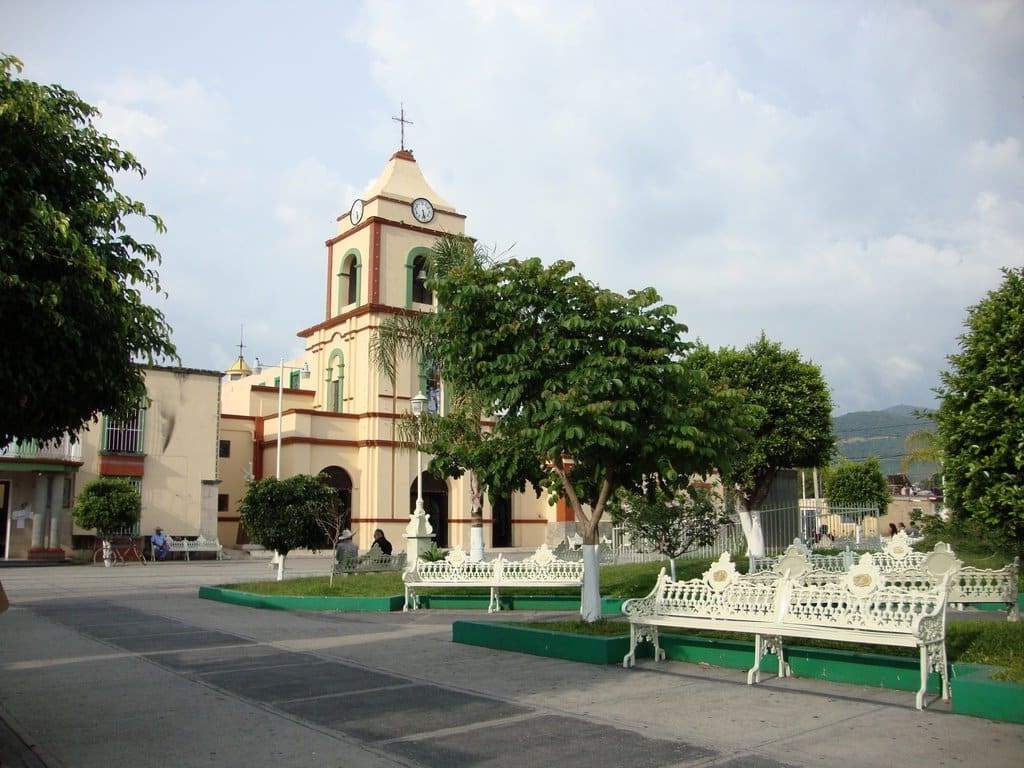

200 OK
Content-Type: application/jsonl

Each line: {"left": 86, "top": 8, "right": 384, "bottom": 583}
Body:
{"left": 362, "top": 150, "right": 455, "bottom": 212}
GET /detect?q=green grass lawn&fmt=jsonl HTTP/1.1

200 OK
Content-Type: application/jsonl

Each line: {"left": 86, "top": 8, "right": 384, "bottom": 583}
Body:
{"left": 514, "top": 618, "right": 1024, "bottom": 682}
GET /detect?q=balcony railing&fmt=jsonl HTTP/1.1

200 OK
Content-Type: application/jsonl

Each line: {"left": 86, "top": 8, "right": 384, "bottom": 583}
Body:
{"left": 102, "top": 408, "right": 146, "bottom": 454}
{"left": 0, "top": 435, "right": 83, "bottom": 463}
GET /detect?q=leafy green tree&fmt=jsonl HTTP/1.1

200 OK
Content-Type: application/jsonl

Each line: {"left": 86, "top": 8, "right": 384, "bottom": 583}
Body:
{"left": 417, "top": 236, "right": 752, "bottom": 620}
{"left": 823, "top": 456, "right": 891, "bottom": 515}
{"left": 935, "top": 266, "right": 1024, "bottom": 558}
{"left": 238, "top": 475, "right": 335, "bottom": 580}
{"left": 690, "top": 335, "right": 835, "bottom": 557}
{"left": 0, "top": 55, "right": 176, "bottom": 445}
{"left": 72, "top": 478, "right": 141, "bottom": 563}
{"left": 610, "top": 483, "right": 725, "bottom": 579}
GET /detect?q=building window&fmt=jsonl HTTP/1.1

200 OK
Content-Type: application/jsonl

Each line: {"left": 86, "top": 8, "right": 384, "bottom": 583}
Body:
{"left": 219, "top": 440, "right": 231, "bottom": 458}
{"left": 289, "top": 369, "right": 300, "bottom": 389}
{"left": 217, "top": 493, "right": 229, "bottom": 512}
{"left": 411, "top": 254, "right": 432, "bottom": 305}
{"left": 325, "top": 349, "right": 344, "bottom": 413}
{"left": 339, "top": 251, "right": 361, "bottom": 310}
{"left": 102, "top": 405, "right": 146, "bottom": 454}
{"left": 61, "top": 477, "right": 73, "bottom": 509}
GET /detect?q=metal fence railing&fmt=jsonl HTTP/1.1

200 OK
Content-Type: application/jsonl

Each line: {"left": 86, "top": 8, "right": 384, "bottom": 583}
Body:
{"left": 606, "top": 499, "right": 893, "bottom": 568}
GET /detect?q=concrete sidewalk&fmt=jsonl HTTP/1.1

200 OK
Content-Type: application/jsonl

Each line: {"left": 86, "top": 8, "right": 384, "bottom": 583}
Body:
{"left": 0, "top": 562, "right": 1021, "bottom": 767}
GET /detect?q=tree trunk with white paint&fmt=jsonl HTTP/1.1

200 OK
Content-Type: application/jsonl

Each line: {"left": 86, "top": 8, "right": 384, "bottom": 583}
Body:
{"left": 738, "top": 506, "right": 765, "bottom": 558}
{"left": 469, "top": 473, "right": 485, "bottom": 563}
{"left": 580, "top": 542, "right": 602, "bottom": 622}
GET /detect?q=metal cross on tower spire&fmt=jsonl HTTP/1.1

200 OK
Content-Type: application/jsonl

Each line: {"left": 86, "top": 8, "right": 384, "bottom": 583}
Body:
{"left": 392, "top": 103, "right": 413, "bottom": 151}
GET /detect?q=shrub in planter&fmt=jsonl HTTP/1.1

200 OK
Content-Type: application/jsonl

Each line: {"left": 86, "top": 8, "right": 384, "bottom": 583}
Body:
{"left": 72, "top": 478, "right": 140, "bottom": 566}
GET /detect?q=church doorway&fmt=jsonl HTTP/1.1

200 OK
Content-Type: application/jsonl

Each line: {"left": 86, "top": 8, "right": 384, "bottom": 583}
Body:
{"left": 318, "top": 466, "right": 353, "bottom": 545}
{"left": 410, "top": 474, "right": 448, "bottom": 548}
{"left": 491, "top": 495, "right": 512, "bottom": 548}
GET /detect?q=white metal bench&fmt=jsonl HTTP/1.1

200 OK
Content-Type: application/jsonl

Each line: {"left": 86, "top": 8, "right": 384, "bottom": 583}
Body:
{"left": 403, "top": 544, "right": 583, "bottom": 612}
{"left": 622, "top": 552, "right": 950, "bottom": 709}
{"left": 333, "top": 551, "right": 406, "bottom": 579}
{"left": 164, "top": 535, "right": 225, "bottom": 561}
{"left": 754, "top": 534, "right": 1019, "bottom": 620}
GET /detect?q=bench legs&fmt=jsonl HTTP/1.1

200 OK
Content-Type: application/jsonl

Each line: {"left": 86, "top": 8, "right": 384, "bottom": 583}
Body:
{"left": 916, "top": 645, "right": 929, "bottom": 710}
{"left": 748, "top": 634, "right": 765, "bottom": 684}
{"left": 622, "top": 624, "right": 664, "bottom": 669}
{"left": 404, "top": 586, "right": 418, "bottom": 612}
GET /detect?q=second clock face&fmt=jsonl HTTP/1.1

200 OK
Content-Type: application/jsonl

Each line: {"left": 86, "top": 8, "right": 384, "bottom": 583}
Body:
{"left": 411, "top": 197, "right": 434, "bottom": 223}
{"left": 350, "top": 199, "right": 364, "bottom": 226}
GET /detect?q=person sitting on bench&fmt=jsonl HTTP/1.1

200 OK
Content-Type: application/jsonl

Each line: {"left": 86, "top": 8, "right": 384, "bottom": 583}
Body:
{"left": 369, "top": 528, "right": 393, "bottom": 556}
{"left": 151, "top": 528, "right": 172, "bottom": 561}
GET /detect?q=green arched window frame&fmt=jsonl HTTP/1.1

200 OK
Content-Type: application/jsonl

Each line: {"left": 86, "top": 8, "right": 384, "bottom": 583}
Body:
{"left": 338, "top": 249, "right": 362, "bottom": 311}
{"left": 325, "top": 349, "right": 345, "bottom": 413}
{"left": 405, "top": 247, "right": 433, "bottom": 308}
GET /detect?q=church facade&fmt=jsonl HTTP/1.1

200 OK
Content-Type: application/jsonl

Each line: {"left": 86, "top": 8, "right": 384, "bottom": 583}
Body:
{"left": 217, "top": 150, "right": 570, "bottom": 553}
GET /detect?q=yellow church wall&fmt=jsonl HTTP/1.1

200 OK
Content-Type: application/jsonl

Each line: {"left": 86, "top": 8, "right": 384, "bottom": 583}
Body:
{"left": 216, "top": 417, "right": 254, "bottom": 546}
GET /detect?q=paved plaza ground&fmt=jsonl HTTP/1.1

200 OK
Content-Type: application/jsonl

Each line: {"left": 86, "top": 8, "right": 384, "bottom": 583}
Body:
{"left": 0, "top": 561, "right": 1021, "bottom": 768}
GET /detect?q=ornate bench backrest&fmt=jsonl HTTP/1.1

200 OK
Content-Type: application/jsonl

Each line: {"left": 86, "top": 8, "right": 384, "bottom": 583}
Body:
{"left": 500, "top": 544, "right": 583, "bottom": 582}
{"left": 413, "top": 547, "right": 496, "bottom": 582}
{"left": 653, "top": 553, "right": 780, "bottom": 622}
{"left": 782, "top": 553, "right": 945, "bottom": 633}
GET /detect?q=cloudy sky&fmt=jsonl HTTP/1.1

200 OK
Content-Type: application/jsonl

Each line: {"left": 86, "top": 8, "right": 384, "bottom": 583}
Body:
{"left": 4, "top": 1, "right": 1022, "bottom": 413}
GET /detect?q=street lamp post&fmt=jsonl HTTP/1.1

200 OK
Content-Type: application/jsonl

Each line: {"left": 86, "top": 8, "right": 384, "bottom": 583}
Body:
{"left": 254, "top": 356, "right": 311, "bottom": 581}
{"left": 411, "top": 390, "right": 427, "bottom": 515}
{"left": 404, "top": 390, "right": 434, "bottom": 568}
{"left": 255, "top": 357, "right": 311, "bottom": 480}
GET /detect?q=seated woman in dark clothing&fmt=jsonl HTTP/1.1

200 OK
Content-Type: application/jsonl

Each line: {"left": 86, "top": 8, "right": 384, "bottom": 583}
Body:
{"left": 370, "top": 528, "right": 393, "bottom": 555}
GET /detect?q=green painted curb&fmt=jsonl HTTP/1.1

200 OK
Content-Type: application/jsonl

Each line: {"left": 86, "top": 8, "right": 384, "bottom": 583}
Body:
{"left": 951, "top": 663, "right": 1024, "bottom": 724}
{"left": 415, "top": 594, "right": 623, "bottom": 614}
{"left": 198, "top": 586, "right": 403, "bottom": 612}
{"left": 452, "top": 620, "right": 646, "bottom": 664}
{"left": 452, "top": 621, "right": 942, "bottom": 694}
{"left": 971, "top": 593, "right": 1023, "bottom": 612}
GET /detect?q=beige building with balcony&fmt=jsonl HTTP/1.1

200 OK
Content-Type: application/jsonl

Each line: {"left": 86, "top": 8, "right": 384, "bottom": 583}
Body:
{"left": 1, "top": 365, "right": 221, "bottom": 560}
{"left": 217, "top": 150, "right": 568, "bottom": 553}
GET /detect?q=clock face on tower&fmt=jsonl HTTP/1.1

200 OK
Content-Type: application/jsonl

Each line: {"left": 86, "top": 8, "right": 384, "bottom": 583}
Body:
{"left": 411, "top": 197, "right": 434, "bottom": 223}
{"left": 349, "top": 199, "right": 364, "bottom": 226}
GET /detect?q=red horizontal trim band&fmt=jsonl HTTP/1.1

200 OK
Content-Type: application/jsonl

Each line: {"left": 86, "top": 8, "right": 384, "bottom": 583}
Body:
{"left": 261, "top": 437, "right": 412, "bottom": 450}
{"left": 335, "top": 194, "right": 465, "bottom": 222}
{"left": 99, "top": 454, "right": 145, "bottom": 477}
{"left": 251, "top": 385, "right": 315, "bottom": 397}
{"left": 325, "top": 214, "right": 460, "bottom": 249}
{"left": 297, "top": 303, "right": 425, "bottom": 339}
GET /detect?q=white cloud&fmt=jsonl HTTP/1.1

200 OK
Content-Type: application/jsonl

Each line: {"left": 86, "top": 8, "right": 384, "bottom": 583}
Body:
{"left": 351, "top": 0, "right": 1024, "bottom": 412}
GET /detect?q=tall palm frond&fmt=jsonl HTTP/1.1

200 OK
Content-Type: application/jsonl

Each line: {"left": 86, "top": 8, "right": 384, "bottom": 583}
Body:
{"left": 901, "top": 428, "right": 942, "bottom": 475}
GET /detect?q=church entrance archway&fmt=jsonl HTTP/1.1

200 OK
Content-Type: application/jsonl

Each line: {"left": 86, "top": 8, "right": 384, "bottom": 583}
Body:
{"left": 491, "top": 496, "right": 512, "bottom": 548}
{"left": 410, "top": 474, "right": 448, "bottom": 548}
{"left": 318, "top": 466, "right": 353, "bottom": 546}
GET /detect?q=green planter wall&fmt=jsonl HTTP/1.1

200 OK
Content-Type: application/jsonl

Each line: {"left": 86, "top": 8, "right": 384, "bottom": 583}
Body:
{"left": 951, "top": 664, "right": 1024, "bottom": 724}
{"left": 453, "top": 621, "right": 943, "bottom": 695}
{"left": 198, "top": 586, "right": 404, "bottom": 612}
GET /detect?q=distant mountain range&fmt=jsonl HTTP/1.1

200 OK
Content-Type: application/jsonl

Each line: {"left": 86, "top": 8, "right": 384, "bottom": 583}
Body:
{"left": 832, "top": 405, "right": 938, "bottom": 481}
